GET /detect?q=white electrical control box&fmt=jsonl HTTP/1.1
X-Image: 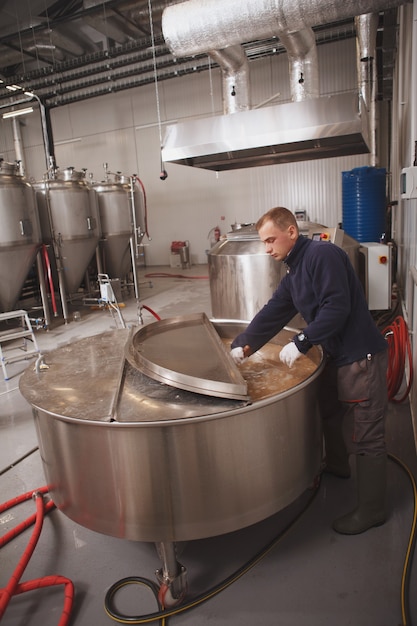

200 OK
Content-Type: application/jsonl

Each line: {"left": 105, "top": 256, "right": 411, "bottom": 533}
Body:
{"left": 359, "top": 242, "right": 392, "bottom": 310}
{"left": 400, "top": 166, "right": 417, "bottom": 199}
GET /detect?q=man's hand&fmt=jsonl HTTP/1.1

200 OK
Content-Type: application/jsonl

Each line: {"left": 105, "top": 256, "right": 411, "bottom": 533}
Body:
{"left": 279, "top": 342, "right": 301, "bottom": 368}
{"left": 231, "top": 347, "right": 248, "bottom": 365}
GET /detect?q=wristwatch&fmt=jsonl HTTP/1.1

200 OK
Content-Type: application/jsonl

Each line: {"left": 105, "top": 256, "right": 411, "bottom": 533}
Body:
{"left": 294, "top": 331, "right": 312, "bottom": 353}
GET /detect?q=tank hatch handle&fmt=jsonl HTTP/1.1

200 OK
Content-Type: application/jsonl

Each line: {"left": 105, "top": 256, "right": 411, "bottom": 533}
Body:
{"left": 86, "top": 216, "right": 96, "bottom": 231}
{"left": 19, "top": 219, "right": 33, "bottom": 236}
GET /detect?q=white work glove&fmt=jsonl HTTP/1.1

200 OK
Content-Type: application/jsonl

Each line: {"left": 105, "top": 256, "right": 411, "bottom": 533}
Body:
{"left": 279, "top": 342, "right": 302, "bottom": 368}
{"left": 230, "top": 346, "right": 247, "bottom": 365}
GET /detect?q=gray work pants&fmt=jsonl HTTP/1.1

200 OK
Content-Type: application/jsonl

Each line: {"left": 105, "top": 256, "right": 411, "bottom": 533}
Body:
{"left": 318, "top": 348, "right": 388, "bottom": 456}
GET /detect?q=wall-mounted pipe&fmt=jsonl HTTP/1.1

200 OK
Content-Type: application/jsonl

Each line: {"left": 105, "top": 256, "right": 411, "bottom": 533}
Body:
{"left": 33, "top": 96, "right": 56, "bottom": 174}
{"left": 355, "top": 13, "right": 379, "bottom": 165}
{"left": 0, "top": 96, "right": 55, "bottom": 171}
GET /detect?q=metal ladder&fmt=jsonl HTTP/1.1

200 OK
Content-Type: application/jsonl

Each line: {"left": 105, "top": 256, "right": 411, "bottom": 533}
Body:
{"left": 0, "top": 310, "right": 40, "bottom": 381}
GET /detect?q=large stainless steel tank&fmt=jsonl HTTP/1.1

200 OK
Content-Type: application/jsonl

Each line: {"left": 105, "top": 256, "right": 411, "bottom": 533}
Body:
{"left": 34, "top": 167, "right": 100, "bottom": 296}
{"left": 208, "top": 225, "right": 286, "bottom": 321}
{"left": 208, "top": 222, "right": 361, "bottom": 322}
{"left": 0, "top": 160, "right": 41, "bottom": 312}
{"left": 92, "top": 173, "right": 144, "bottom": 280}
{"left": 19, "top": 316, "right": 324, "bottom": 543}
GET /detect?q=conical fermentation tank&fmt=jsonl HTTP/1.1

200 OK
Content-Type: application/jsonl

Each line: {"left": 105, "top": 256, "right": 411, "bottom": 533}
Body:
{"left": 92, "top": 173, "right": 144, "bottom": 281}
{"left": 34, "top": 167, "right": 101, "bottom": 297}
{"left": 0, "top": 160, "right": 41, "bottom": 312}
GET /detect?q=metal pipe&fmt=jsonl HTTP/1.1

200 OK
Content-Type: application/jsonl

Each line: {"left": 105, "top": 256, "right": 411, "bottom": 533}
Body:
{"left": 156, "top": 542, "right": 179, "bottom": 582}
{"left": 1, "top": 95, "right": 56, "bottom": 173}
{"left": 42, "top": 244, "right": 58, "bottom": 317}
{"left": 162, "top": 0, "right": 406, "bottom": 58}
{"left": 25, "top": 94, "right": 56, "bottom": 173}
{"left": 36, "top": 249, "right": 52, "bottom": 329}
{"left": 410, "top": 0, "right": 417, "bottom": 166}
{"left": 155, "top": 541, "right": 187, "bottom": 604}
{"left": 56, "top": 256, "right": 70, "bottom": 323}
{"left": 129, "top": 177, "right": 141, "bottom": 302}
{"left": 95, "top": 245, "right": 104, "bottom": 276}
{"left": 130, "top": 177, "right": 139, "bottom": 254}
{"left": 278, "top": 27, "right": 319, "bottom": 101}
{"left": 355, "top": 14, "right": 379, "bottom": 165}
{"left": 129, "top": 235, "right": 140, "bottom": 301}
{"left": 208, "top": 45, "right": 250, "bottom": 113}
{"left": 11, "top": 118, "right": 25, "bottom": 176}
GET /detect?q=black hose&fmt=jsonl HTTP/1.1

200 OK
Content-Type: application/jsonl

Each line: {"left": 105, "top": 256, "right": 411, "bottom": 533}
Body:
{"left": 104, "top": 478, "right": 321, "bottom": 624}
{"left": 105, "top": 454, "right": 417, "bottom": 626}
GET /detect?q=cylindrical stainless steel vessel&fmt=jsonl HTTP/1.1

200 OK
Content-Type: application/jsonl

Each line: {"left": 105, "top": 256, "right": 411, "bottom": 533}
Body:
{"left": 34, "top": 167, "right": 101, "bottom": 295}
{"left": 92, "top": 173, "right": 144, "bottom": 280}
{"left": 19, "top": 321, "right": 323, "bottom": 543}
{"left": 208, "top": 225, "right": 286, "bottom": 321}
{"left": 0, "top": 160, "right": 41, "bottom": 312}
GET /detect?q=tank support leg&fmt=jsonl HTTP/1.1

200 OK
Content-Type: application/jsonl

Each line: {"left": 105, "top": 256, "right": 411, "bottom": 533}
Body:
{"left": 36, "top": 250, "right": 52, "bottom": 329}
{"left": 130, "top": 236, "right": 140, "bottom": 301}
{"left": 57, "top": 269, "right": 70, "bottom": 323}
{"left": 155, "top": 541, "right": 187, "bottom": 607}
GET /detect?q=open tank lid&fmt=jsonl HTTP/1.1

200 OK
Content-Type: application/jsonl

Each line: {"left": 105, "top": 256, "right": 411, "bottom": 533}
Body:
{"left": 126, "top": 312, "right": 249, "bottom": 401}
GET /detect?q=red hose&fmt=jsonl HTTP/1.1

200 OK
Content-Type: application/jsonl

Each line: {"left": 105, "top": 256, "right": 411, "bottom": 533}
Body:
{"left": 141, "top": 304, "right": 161, "bottom": 321}
{"left": 42, "top": 244, "right": 58, "bottom": 315}
{"left": 0, "top": 499, "right": 55, "bottom": 548}
{"left": 0, "top": 487, "right": 74, "bottom": 625}
{"left": 382, "top": 315, "right": 413, "bottom": 403}
{"left": 13, "top": 576, "right": 74, "bottom": 626}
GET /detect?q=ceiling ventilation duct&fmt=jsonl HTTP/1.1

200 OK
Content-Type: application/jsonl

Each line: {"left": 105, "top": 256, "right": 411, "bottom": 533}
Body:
{"left": 161, "top": 0, "right": 404, "bottom": 171}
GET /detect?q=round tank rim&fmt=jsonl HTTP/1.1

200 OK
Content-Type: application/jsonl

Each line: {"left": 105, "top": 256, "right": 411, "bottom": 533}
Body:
{"left": 20, "top": 351, "right": 324, "bottom": 428}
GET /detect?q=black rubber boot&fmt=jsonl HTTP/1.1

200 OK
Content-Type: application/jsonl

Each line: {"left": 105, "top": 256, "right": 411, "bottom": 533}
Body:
{"left": 322, "top": 417, "right": 351, "bottom": 478}
{"left": 332, "top": 454, "right": 387, "bottom": 535}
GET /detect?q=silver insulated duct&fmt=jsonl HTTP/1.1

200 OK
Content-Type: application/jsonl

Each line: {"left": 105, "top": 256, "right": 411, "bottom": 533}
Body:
{"left": 161, "top": 0, "right": 405, "bottom": 171}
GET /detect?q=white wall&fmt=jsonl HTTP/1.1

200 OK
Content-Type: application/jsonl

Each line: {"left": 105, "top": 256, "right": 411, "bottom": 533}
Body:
{"left": 1, "top": 37, "right": 373, "bottom": 266}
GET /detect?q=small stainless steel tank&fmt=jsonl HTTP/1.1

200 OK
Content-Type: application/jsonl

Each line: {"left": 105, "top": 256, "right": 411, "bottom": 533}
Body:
{"left": 208, "top": 225, "right": 286, "bottom": 321}
{"left": 0, "top": 160, "right": 41, "bottom": 312}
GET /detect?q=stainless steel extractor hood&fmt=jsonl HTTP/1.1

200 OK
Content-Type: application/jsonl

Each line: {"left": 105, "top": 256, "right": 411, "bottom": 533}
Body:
{"left": 161, "top": 92, "right": 370, "bottom": 171}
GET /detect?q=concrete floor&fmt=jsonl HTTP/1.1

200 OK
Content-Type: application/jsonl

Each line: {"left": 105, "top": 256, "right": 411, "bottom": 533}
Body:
{"left": 0, "top": 265, "right": 416, "bottom": 626}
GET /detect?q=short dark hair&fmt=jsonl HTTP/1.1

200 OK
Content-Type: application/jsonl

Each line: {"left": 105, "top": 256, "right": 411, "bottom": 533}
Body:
{"left": 256, "top": 207, "right": 298, "bottom": 232}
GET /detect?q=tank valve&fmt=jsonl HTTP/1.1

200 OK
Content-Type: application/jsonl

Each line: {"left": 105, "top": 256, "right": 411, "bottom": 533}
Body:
{"left": 34, "top": 354, "right": 49, "bottom": 373}
{"left": 155, "top": 541, "right": 187, "bottom": 607}
{"left": 156, "top": 564, "right": 187, "bottom": 608}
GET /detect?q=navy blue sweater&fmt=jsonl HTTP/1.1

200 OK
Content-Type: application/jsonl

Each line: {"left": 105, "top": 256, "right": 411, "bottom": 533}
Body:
{"left": 231, "top": 235, "right": 387, "bottom": 367}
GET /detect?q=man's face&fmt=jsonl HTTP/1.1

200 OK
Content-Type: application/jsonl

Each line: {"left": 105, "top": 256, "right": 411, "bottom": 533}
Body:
{"left": 258, "top": 219, "right": 298, "bottom": 262}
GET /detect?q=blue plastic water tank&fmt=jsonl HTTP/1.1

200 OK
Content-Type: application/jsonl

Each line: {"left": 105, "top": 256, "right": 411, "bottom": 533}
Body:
{"left": 342, "top": 166, "right": 386, "bottom": 242}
